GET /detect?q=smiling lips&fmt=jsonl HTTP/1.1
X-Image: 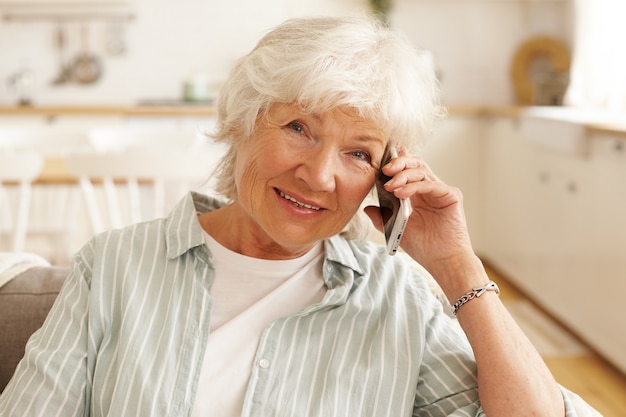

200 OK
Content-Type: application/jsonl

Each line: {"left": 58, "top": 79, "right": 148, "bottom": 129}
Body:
{"left": 278, "top": 190, "right": 321, "bottom": 211}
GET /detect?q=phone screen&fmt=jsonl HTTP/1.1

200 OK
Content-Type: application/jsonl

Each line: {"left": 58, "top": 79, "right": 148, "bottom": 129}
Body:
{"left": 376, "top": 146, "right": 412, "bottom": 255}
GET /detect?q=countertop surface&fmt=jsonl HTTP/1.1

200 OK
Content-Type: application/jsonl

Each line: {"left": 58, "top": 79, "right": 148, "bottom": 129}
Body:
{"left": 1, "top": 104, "right": 624, "bottom": 136}
{"left": 0, "top": 103, "right": 518, "bottom": 117}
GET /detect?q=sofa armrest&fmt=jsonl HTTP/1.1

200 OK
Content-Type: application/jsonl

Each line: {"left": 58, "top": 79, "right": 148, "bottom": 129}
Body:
{"left": 0, "top": 266, "right": 69, "bottom": 393}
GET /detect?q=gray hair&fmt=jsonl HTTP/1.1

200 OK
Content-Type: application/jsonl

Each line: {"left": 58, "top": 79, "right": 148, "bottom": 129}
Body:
{"left": 209, "top": 15, "right": 445, "bottom": 239}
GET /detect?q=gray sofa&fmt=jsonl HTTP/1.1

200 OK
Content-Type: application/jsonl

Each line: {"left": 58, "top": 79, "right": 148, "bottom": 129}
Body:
{"left": 0, "top": 266, "right": 69, "bottom": 393}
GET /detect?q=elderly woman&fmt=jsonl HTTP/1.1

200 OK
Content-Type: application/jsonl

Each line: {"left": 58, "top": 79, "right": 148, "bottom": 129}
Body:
{"left": 0, "top": 15, "right": 598, "bottom": 417}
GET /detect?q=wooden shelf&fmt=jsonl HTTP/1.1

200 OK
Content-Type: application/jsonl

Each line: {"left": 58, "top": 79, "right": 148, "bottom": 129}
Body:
{"left": 0, "top": 104, "right": 216, "bottom": 117}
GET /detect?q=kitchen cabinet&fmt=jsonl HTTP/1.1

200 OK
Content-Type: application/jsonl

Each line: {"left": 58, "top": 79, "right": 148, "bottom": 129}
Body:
{"left": 481, "top": 117, "right": 592, "bottom": 287}
{"left": 480, "top": 117, "right": 626, "bottom": 375}
{"left": 584, "top": 133, "right": 626, "bottom": 372}
{"left": 480, "top": 117, "right": 535, "bottom": 272}
{"left": 421, "top": 116, "right": 485, "bottom": 243}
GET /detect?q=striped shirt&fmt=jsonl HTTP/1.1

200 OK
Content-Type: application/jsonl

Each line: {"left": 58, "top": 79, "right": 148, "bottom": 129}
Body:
{"left": 0, "top": 192, "right": 594, "bottom": 416}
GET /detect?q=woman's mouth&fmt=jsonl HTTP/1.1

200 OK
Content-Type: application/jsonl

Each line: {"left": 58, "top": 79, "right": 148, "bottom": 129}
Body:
{"left": 278, "top": 190, "right": 321, "bottom": 211}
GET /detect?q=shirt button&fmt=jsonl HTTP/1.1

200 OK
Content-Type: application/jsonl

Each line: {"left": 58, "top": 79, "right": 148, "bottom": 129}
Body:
{"left": 258, "top": 358, "right": 271, "bottom": 369}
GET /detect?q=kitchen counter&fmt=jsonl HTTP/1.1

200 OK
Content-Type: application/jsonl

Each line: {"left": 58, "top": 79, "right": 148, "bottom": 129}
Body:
{"left": 0, "top": 104, "right": 517, "bottom": 117}
{"left": 516, "top": 106, "right": 626, "bottom": 138}
{"left": 1, "top": 104, "right": 624, "bottom": 136}
{"left": 446, "top": 104, "right": 524, "bottom": 118}
{"left": 585, "top": 122, "right": 626, "bottom": 138}
{"left": 447, "top": 105, "right": 626, "bottom": 137}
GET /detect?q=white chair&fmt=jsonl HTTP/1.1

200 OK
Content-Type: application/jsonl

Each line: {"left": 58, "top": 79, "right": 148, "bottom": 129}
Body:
{"left": 0, "top": 126, "right": 91, "bottom": 156}
{"left": 0, "top": 127, "right": 90, "bottom": 263}
{"left": 88, "top": 125, "right": 206, "bottom": 153}
{"left": 0, "top": 153, "right": 45, "bottom": 252}
{"left": 64, "top": 146, "right": 226, "bottom": 235}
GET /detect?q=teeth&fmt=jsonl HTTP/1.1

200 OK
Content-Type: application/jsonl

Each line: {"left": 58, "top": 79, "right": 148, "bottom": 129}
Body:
{"left": 279, "top": 191, "right": 320, "bottom": 210}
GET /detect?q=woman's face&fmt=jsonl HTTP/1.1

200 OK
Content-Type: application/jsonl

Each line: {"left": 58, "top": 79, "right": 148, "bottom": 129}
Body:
{"left": 233, "top": 103, "right": 388, "bottom": 257}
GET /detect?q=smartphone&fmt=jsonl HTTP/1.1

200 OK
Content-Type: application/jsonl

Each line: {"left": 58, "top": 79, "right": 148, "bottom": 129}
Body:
{"left": 376, "top": 146, "right": 412, "bottom": 255}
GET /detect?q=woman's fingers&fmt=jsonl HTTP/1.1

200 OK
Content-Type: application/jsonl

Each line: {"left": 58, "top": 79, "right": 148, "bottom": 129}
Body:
{"left": 382, "top": 156, "right": 436, "bottom": 191}
{"left": 382, "top": 155, "right": 461, "bottom": 208}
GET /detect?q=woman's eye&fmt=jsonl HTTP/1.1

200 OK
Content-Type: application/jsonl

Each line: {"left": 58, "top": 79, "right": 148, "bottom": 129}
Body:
{"left": 351, "top": 150, "right": 371, "bottom": 162}
{"left": 287, "top": 121, "right": 305, "bottom": 135}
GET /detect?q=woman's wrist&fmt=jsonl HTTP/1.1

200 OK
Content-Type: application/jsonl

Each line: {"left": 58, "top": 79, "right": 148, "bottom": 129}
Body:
{"left": 425, "top": 253, "right": 491, "bottom": 304}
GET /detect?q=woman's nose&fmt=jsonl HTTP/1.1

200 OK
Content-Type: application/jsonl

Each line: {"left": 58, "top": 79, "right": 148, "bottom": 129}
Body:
{"left": 296, "top": 149, "right": 337, "bottom": 192}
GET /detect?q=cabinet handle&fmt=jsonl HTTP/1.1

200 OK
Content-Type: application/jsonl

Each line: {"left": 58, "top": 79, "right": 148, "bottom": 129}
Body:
{"left": 567, "top": 182, "right": 578, "bottom": 193}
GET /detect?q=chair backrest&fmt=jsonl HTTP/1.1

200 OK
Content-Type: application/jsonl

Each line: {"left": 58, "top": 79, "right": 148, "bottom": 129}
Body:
{"left": 0, "top": 153, "right": 45, "bottom": 251}
{"left": 88, "top": 125, "right": 205, "bottom": 153}
{"left": 64, "top": 146, "right": 226, "bottom": 234}
{"left": 0, "top": 128, "right": 87, "bottom": 262}
{"left": 0, "top": 153, "right": 44, "bottom": 181}
{"left": 0, "top": 126, "right": 91, "bottom": 156}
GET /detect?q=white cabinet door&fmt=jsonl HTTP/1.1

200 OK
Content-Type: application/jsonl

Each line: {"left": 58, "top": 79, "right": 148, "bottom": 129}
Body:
{"left": 480, "top": 117, "right": 590, "bottom": 317}
{"left": 519, "top": 143, "right": 592, "bottom": 320}
{"left": 583, "top": 133, "right": 626, "bottom": 374}
{"left": 481, "top": 118, "right": 626, "bottom": 374}
{"left": 480, "top": 117, "right": 537, "bottom": 277}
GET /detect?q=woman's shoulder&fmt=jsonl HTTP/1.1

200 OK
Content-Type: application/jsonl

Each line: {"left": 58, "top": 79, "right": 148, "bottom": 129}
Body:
{"left": 72, "top": 217, "right": 170, "bottom": 270}
{"left": 96, "top": 217, "right": 168, "bottom": 249}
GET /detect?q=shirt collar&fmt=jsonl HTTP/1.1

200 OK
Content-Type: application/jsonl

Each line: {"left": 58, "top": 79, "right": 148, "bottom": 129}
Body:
{"left": 324, "top": 234, "right": 365, "bottom": 277}
{"left": 164, "top": 192, "right": 224, "bottom": 259}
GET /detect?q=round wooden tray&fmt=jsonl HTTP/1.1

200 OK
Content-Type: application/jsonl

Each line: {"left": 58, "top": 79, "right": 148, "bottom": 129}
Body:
{"left": 510, "top": 36, "right": 570, "bottom": 105}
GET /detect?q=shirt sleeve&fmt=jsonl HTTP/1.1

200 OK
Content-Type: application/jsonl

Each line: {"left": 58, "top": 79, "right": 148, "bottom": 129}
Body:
{"left": 562, "top": 386, "right": 603, "bottom": 417}
{"left": 409, "top": 273, "right": 486, "bottom": 416}
{"left": 0, "top": 250, "right": 94, "bottom": 417}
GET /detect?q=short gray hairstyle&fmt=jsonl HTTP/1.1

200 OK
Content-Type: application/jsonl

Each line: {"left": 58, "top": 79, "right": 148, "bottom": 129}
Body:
{"left": 209, "top": 15, "right": 445, "bottom": 239}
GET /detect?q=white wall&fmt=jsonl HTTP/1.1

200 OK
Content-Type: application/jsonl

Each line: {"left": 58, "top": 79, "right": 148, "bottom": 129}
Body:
{"left": 391, "top": 0, "right": 573, "bottom": 104}
{"left": 0, "top": 0, "right": 572, "bottom": 106}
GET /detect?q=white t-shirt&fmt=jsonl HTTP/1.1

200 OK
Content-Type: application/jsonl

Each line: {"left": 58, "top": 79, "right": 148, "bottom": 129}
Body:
{"left": 191, "top": 231, "right": 327, "bottom": 417}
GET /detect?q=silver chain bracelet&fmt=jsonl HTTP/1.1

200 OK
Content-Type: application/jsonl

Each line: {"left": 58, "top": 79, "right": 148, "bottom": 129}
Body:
{"left": 451, "top": 280, "right": 500, "bottom": 316}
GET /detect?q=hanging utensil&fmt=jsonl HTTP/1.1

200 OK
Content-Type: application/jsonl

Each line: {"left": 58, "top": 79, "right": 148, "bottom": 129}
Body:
{"left": 71, "top": 23, "right": 103, "bottom": 85}
{"left": 51, "top": 25, "right": 72, "bottom": 85}
{"left": 105, "top": 21, "right": 126, "bottom": 56}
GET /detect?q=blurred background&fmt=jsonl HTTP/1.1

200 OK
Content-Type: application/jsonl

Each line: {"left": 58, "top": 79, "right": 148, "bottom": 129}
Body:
{"left": 0, "top": 0, "right": 573, "bottom": 105}
{"left": 0, "top": 0, "right": 625, "bottom": 415}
